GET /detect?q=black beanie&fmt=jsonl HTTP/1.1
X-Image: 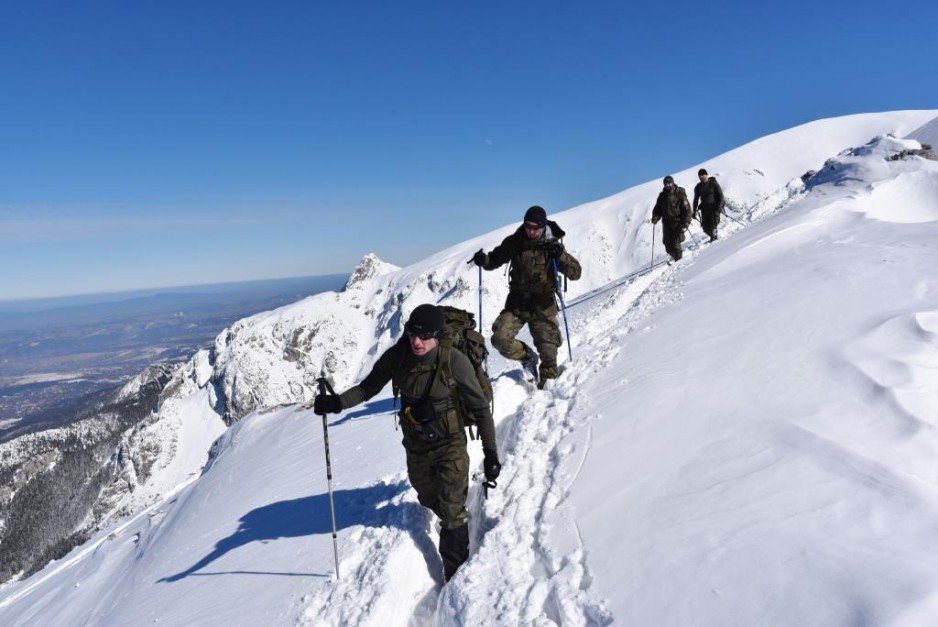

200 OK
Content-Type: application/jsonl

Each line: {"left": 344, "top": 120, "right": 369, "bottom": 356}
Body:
{"left": 523, "top": 205, "right": 547, "bottom": 225}
{"left": 406, "top": 304, "right": 444, "bottom": 336}
{"left": 663, "top": 175, "right": 675, "bottom": 185}
{"left": 698, "top": 168, "right": 708, "bottom": 176}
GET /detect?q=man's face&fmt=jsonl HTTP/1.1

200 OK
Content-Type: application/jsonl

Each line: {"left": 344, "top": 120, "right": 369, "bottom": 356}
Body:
{"left": 408, "top": 332, "right": 439, "bottom": 356}
{"left": 664, "top": 182, "right": 675, "bottom": 191}
{"left": 698, "top": 174, "right": 709, "bottom": 183}
{"left": 523, "top": 221, "right": 545, "bottom": 240}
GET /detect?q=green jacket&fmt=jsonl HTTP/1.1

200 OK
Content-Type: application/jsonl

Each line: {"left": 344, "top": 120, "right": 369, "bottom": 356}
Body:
{"left": 653, "top": 186, "right": 692, "bottom": 227}
{"left": 482, "top": 221, "right": 582, "bottom": 315}
{"left": 693, "top": 178, "right": 725, "bottom": 211}
{"left": 340, "top": 342, "right": 497, "bottom": 453}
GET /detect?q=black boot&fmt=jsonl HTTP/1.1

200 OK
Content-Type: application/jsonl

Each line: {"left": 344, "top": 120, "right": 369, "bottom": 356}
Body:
{"left": 439, "top": 524, "right": 470, "bottom": 582}
{"left": 520, "top": 343, "right": 539, "bottom": 383}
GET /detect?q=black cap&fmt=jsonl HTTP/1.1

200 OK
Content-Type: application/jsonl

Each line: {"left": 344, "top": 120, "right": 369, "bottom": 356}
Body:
{"left": 663, "top": 175, "right": 674, "bottom": 185}
{"left": 406, "top": 304, "right": 444, "bottom": 337}
{"left": 523, "top": 205, "right": 547, "bottom": 225}
{"left": 698, "top": 168, "right": 708, "bottom": 176}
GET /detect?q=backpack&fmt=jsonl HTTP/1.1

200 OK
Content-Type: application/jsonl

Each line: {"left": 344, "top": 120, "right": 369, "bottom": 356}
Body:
{"left": 392, "top": 306, "right": 493, "bottom": 437}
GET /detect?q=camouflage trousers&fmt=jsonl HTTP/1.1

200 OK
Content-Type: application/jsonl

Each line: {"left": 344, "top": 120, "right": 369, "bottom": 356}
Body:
{"left": 405, "top": 431, "right": 469, "bottom": 530}
{"left": 491, "top": 309, "right": 563, "bottom": 380}
{"left": 661, "top": 220, "right": 687, "bottom": 261}
{"left": 700, "top": 206, "right": 721, "bottom": 238}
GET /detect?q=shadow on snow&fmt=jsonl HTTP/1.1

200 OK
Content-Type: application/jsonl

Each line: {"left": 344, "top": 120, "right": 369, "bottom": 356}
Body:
{"left": 159, "top": 477, "right": 437, "bottom": 582}
{"left": 332, "top": 397, "right": 397, "bottom": 426}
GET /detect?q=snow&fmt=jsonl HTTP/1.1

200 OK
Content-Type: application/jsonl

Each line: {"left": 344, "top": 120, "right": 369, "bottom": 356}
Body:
{"left": 907, "top": 115, "right": 938, "bottom": 146}
{"left": 2, "top": 109, "right": 938, "bottom": 625}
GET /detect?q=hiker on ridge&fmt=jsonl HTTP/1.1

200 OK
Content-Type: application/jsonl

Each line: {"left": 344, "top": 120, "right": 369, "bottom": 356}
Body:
{"left": 471, "top": 205, "right": 582, "bottom": 389}
{"left": 651, "top": 176, "right": 693, "bottom": 262}
{"left": 693, "top": 168, "right": 725, "bottom": 242}
{"left": 314, "top": 304, "right": 499, "bottom": 582}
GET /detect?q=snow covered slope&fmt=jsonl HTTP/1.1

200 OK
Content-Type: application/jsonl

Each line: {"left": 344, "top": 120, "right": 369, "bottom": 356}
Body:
{"left": 908, "top": 115, "right": 938, "bottom": 146}
{"left": 1, "top": 110, "right": 936, "bottom": 625}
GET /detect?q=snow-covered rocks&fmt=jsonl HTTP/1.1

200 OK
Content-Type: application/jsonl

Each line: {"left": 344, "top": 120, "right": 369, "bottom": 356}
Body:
{"left": 343, "top": 253, "right": 400, "bottom": 291}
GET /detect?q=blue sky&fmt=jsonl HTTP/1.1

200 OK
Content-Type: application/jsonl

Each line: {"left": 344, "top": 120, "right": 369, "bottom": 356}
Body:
{"left": 2, "top": 0, "right": 936, "bottom": 300}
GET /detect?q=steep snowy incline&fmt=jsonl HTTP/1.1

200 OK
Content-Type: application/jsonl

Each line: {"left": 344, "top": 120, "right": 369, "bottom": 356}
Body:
{"left": 908, "top": 114, "right": 938, "bottom": 145}
{"left": 1, "top": 111, "right": 937, "bottom": 625}
{"left": 547, "top": 135, "right": 938, "bottom": 624}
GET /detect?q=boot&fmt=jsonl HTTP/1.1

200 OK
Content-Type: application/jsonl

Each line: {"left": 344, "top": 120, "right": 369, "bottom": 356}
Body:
{"left": 439, "top": 524, "right": 470, "bottom": 581}
{"left": 520, "top": 343, "right": 539, "bottom": 383}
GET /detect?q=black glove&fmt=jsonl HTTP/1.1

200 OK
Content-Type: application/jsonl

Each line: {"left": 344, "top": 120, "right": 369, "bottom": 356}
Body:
{"left": 544, "top": 241, "right": 564, "bottom": 259}
{"left": 483, "top": 449, "right": 501, "bottom": 483}
{"left": 313, "top": 393, "right": 342, "bottom": 415}
{"left": 651, "top": 217, "right": 659, "bottom": 225}
{"left": 471, "top": 249, "right": 487, "bottom": 267}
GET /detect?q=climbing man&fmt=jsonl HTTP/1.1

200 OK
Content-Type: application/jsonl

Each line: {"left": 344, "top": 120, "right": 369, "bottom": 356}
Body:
{"left": 471, "top": 205, "right": 582, "bottom": 388}
{"left": 693, "top": 168, "right": 725, "bottom": 242}
{"left": 651, "top": 175, "right": 693, "bottom": 262}
{"left": 313, "top": 304, "right": 500, "bottom": 582}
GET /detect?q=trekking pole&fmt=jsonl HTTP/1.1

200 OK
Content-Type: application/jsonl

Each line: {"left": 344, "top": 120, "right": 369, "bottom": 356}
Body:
{"left": 315, "top": 375, "right": 341, "bottom": 580}
{"left": 477, "top": 265, "right": 483, "bottom": 333}
{"left": 649, "top": 221, "right": 656, "bottom": 272}
{"left": 551, "top": 259, "right": 573, "bottom": 362}
{"left": 685, "top": 222, "right": 703, "bottom": 248}
{"left": 477, "top": 264, "right": 494, "bottom": 415}
{"left": 722, "top": 207, "right": 746, "bottom": 226}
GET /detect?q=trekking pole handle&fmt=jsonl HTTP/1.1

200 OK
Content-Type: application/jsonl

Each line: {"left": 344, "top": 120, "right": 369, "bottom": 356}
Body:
{"left": 472, "top": 470, "right": 497, "bottom": 499}
{"left": 317, "top": 376, "right": 338, "bottom": 398}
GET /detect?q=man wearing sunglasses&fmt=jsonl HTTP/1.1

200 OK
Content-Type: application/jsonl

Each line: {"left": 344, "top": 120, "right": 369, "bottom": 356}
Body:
{"left": 314, "top": 304, "right": 498, "bottom": 582}
{"left": 471, "top": 205, "right": 582, "bottom": 388}
{"left": 651, "top": 175, "right": 693, "bottom": 261}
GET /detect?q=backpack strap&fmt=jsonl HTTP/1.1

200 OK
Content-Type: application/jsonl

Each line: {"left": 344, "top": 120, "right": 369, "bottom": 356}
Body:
{"left": 435, "top": 339, "right": 476, "bottom": 440}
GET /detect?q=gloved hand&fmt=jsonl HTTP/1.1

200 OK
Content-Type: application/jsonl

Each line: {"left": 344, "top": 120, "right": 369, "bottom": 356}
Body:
{"left": 313, "top": 393, "right": 342, "bottom": 415}
{"left": 544, "top": 241, "right": 564, "bottom": 259}
{"left": 483, "top": 449, "right": 501, "bottom": 483}
{"left": 651, "top": 217, "right": 659, "bottom": 225}
{"left": 471, "top": 249, "right": 487, "bottom": 267}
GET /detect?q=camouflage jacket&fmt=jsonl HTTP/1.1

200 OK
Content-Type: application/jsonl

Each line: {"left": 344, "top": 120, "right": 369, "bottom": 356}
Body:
{"left": 653, "top": 187, "right": 692, "bottom": 226}
{"left": 482, "top": 221, "right": 582, "bottom": 315}
{"left": 339, "top": 342, "right": 496, "bottom": 453}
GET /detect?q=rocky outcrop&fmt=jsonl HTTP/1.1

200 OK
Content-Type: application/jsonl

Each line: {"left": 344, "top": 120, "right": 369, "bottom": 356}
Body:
{"left": 0, "top": 364, "right": 176, "bottom": 581}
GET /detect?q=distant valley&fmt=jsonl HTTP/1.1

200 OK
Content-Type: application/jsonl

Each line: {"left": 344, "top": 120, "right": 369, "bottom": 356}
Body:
{"left": 0, "top": 274, "right": 345, "bottom": 442}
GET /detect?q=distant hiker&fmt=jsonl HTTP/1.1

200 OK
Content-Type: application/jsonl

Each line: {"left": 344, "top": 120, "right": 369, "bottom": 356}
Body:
{"left": 313, "top": 304, "right": 499, "bottom": 582}
{"left": 471, "top": 205, "right": 582, "bottom": 388}
{"left": 651, "top": 175, "right": 692, "bottom": 261}
{"left": 693, "top": 168, "right": 725, "bottom": 242}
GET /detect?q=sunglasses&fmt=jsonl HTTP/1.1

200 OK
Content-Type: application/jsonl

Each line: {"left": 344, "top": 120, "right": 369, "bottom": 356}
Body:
{"left": 407, "top": 330, "right": 439, "bottom": 341}
{"left": 524, "top": 221, "right": 545, "bottom": 230}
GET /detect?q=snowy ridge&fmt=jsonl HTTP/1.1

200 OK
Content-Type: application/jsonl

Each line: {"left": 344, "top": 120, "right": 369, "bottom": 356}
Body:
{"left": 908, "top": 116, "right": 938, "bottom": 146}
{"left": 1, "top": 110, "right": 937, "bottom": 625}
{"left": 203, "top": 111, "right": 937, "bottom": 423}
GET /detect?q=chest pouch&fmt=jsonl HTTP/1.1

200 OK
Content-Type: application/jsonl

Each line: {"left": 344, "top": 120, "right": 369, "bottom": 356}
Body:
{"left": 398, "top": 359, "right": 450, "bottom": 445}
{"left": 400, "top": 398, "right": 446, "bottom": 445}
